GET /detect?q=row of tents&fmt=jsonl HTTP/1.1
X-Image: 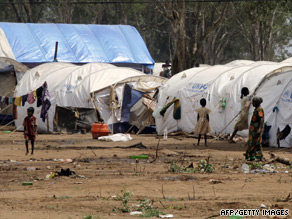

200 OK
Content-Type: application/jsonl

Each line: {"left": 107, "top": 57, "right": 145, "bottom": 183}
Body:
{"left": 156, "top": 59, "right": 292, "bottom": 148}
{"left": 0, "top": 22, "right": 291, "bottom": 147}
{"left": 1, "top": 57, "right": 291, "bottom": 148}
{"left": 14, "top": 62, "right": 167, "bottom": 133}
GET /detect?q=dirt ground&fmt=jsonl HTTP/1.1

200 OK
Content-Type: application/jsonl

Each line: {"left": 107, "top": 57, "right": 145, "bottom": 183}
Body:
{"left": 0, "top": 130, "right": 292, "bottom": 219}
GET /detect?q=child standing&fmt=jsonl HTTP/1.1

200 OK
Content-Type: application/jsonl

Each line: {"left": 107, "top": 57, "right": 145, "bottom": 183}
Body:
{"left": 23, "top": 107, "right": 37, "bottom": 155}
{"left": 194, "top": 98, "right": 211, "bottom": 146}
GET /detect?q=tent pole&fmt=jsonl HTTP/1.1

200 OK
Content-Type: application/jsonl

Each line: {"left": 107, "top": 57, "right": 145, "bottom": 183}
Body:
{"left": 56, "top": 105, "right": 59, "bottom": 131}
{"left": 126, "top": 124, "right": 135, "bottom": 133}
{"left": 53, "top": 41, "right": 58, "bottom": 62}
{"left": 46, "top": 114, "right": 49, "bottom": 133}
{"left": 90, "top": 93, "right": 104, "bottom": 121}
{"left": 0, "top": 104, "right": 12, "bottom": 114}
{"left": 111, "top": 103, "right": 114, "bottom": 134}
{"left": 0, "top": 119, "right": 14, "bottom": 130}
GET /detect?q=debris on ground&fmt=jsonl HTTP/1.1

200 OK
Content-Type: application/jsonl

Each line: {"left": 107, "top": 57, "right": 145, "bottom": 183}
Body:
{"left": 98, "top": 133, "right": 133, "bottom": 142}
{"left": 209, "top": 179, "right": 223, "bottom": 184}
{"left": 55, "top": 168, "right": 75, "bottom": 176}
{"left": 241, "top": 164, "right": 250, "bottom": 173}
{"left": 22, "top": 182, "right": 33, "bottom": 186}
{"left": 129, "top": 211, "right": 143, "bottom": 216}
{"left": 161, "top": 175, "right": 197, "bottom": 181}
{"left": 126, "top": 142, "right": 147, "bottom": 149}
{"left": 159, "top": 214, "right": 174, "bottom": 218}
{"left": 269, "top": 153, "right": 291, "bottom": 166}
{"left": 247, "top": 163, "right": 278, "bottom": 174}
{"left": 45, "top": 172, "right": 55, "bottom": 179}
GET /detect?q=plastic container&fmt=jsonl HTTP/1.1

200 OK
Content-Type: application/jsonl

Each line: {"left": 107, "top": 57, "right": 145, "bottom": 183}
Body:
{"left": 152, "top": 106, "right": 163, "bottom": 119}
{"left": 91, "top": 123, "right": 110, "bottom": 139}
{"left": 22, "top": 182, "right": 33, "bottom": 186}
{"left": 129, "top": 155, "right": 148, "bottom": 159}
{"left": 163, "top": 127, "right": 168, "bottom": 140}
{"left": 241, "top": 164, "right": 250, "bottom": 173}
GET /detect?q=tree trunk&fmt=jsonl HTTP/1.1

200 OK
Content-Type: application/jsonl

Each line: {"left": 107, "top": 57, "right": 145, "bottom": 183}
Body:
{"left": 170, "top": 1, "right": 187, "bottom": 74}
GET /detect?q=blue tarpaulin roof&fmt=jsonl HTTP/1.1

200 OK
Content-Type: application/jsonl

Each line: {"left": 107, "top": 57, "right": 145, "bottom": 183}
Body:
{"left": 0, "top": 23, "right": 154, "bottom": 68}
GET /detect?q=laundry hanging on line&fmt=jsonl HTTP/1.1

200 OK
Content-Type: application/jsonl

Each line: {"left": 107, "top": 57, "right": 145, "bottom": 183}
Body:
{"left": 0, "top": 81, "right": 51, "bottom": 122}
{"left": 160, "top": 97, "right": 181, "bottom": 120}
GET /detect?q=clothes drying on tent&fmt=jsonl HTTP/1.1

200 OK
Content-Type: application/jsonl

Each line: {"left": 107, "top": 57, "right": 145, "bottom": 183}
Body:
{"left": 0, "top": 59, "right": 29, "bottom": 125}
{"left": 40, "top": 82, "right": 51, "bottom": 122}
{"left": 160, "top": 98, "right": 181, "bottom": 120}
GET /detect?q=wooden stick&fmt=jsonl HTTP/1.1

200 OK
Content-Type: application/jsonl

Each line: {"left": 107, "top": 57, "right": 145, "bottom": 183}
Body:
{"left": 150, "top": 138, "right": 160, "bottom": 163}
{"left": 91, "top": 150, "right": 97, "bottom": 157}
{"left": 159, "top": 200, "right": 167, "bottom": 209}
{"left": 205, "top": 214, "right": 220, "bottom": 219}
{"left": 0, "top": 119, "right": 14, "bottom": 130}
{"left": 212, "top": 186, "right": 216, "bottom": 198}
{"left": 161, "top": 184, "right": 165, "bottom": 199}
{"left": 9, "top": 125, "right": 22, "bottom": 136}
{"left": 0, "top": 104, "right": 11, "bottom": 115}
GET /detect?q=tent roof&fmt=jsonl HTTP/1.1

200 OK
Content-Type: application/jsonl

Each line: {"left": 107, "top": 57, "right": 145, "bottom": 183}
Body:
{"left": 281, "top": 57, "right": 292, "bottom": 63}
{"left": 0, "top": 57, "right": 29, "bottom": 73}
{"left": 0, "top": 23, "right": 154, "bottom": 68}
{"left": 0, "top": 62, "right": 14, "bottom": 73}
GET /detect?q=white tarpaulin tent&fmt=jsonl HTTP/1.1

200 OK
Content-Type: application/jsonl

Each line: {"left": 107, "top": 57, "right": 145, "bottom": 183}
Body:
{"left": 14, "top": 62, "right": 167, "bottom": 132}
{"left": 155, "top": 61, "right": 292, "bottom": 147}
{"left": 92, "top": 75, "right": 167, "bottom": 133}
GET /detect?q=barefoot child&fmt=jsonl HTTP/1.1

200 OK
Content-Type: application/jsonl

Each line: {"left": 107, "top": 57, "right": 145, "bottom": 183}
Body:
{"left": 194, "top": 98, "right": 211, "bottom": 146}
{"left": 23, "top": 107, "right": 37, "bottom": 155}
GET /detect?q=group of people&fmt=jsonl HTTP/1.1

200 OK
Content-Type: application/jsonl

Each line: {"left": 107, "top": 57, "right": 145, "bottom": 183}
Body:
{"left": 23, "top": 86, "right": 265, "bottom": 161}
{"left": 194, "top": 87, "right": 265, "bottom": 161}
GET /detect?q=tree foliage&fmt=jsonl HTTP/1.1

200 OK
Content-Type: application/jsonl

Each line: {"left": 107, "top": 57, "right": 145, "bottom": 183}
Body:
{"left": 0, "top": 0, "right": 292, "bottom": 74}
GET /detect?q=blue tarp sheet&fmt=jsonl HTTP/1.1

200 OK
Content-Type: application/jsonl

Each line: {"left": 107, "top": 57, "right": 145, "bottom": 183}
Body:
{"left": 0, "top": 23, "right": 154, "bottom": 69}
{"left": 121, "top": 84, "right": 145, "bottom": 122}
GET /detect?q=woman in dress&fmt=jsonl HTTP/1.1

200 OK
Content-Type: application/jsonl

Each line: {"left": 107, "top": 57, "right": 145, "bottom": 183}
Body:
{"left": 229, "top": 87, "right": 251, "bottom": 143}
{"left": 245, "top": 97, "right": 264, "bottom": 161}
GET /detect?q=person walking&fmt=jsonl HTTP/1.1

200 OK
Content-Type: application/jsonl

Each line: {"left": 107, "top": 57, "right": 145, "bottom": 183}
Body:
{"left": 244, "top": 97, "right": 264, "bottom": 161}
{"left": 23, "top": 107, "right": 37, "bottom": 155}
{"left": 229, "top": 87, "right": 251, "bottom": 143}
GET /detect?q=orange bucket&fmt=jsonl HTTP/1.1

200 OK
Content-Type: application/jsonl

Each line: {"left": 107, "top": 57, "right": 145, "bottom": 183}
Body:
{"left": 91, "top": 123, "right": 110, "bottom": 139}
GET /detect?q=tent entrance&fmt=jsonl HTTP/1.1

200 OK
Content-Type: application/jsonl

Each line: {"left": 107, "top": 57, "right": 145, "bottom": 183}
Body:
{"left": 54, "top": 106, "right": 102, "bottom": 133}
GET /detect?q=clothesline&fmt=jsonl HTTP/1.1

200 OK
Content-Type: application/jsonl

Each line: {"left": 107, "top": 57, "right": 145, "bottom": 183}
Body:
{"left": 0, "top": 81, "right": 51, "bottom": 122}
